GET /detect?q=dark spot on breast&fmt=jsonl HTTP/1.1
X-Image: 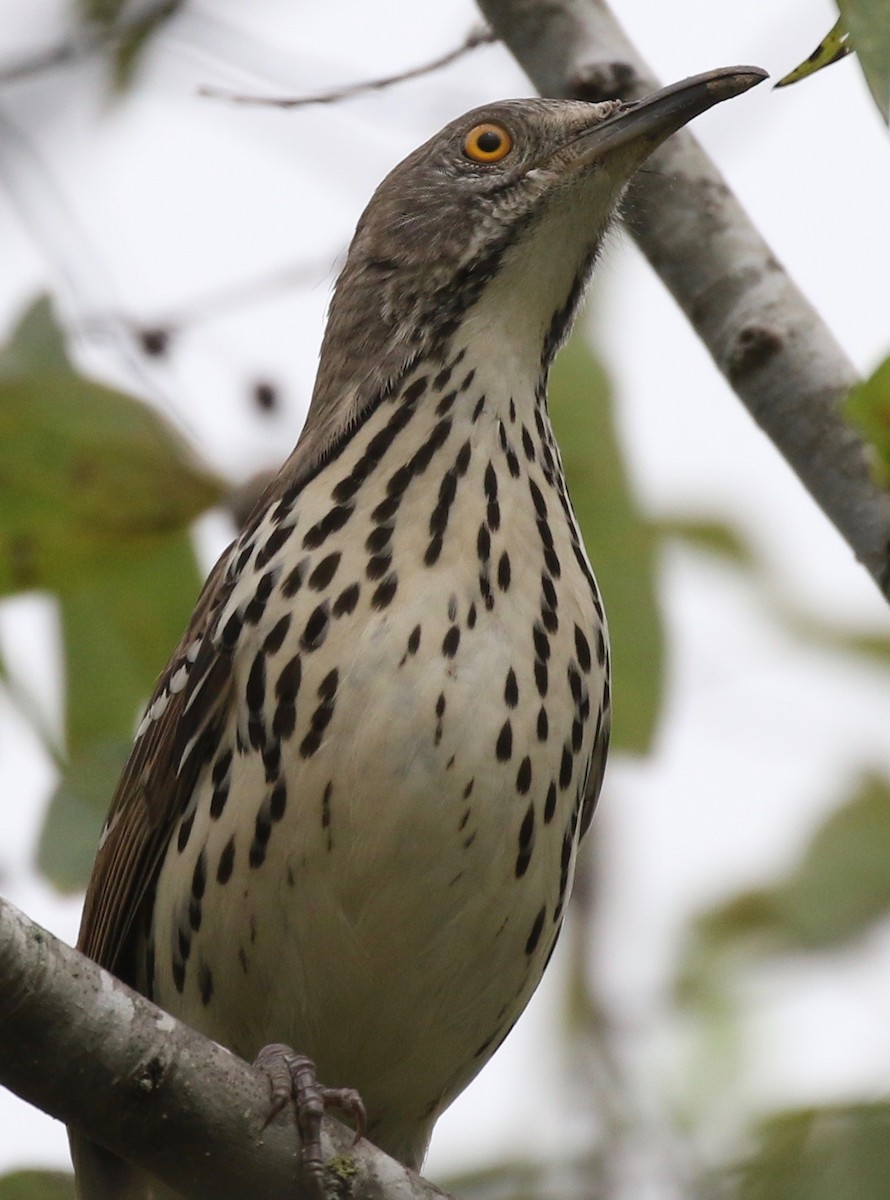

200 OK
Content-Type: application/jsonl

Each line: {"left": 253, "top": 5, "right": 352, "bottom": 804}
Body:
{"left": 263, "top": 613, "right": 291, "bottom": 655}
{"left": 367, "top": 552, "right": 392, "bottom": 580}
{"left": 302, "top": 503, "right": 354, "bottom": 550}
{"left": 217, "top": 836, "right": 235, "bottom": 884}
{"left": 281, "top": 559, "right": 307, "bottom": 598}
{"left": 269, "top": 779, "right": 287, "bottom": 821}
{"left": 366, "top": 525, "right": 392, "bottom": 554}
{"left": 436, "top": 389, "right": 457, "bottom": 416}
{"left": 534, "top": 659, "right": 548, "bottom": 697}
{"left": 221, "top": 610, "right": 243, "bottom": 648}
{"left": 515, "top": 800, "right": 535, "bottom": 876}
{"left": 533, "top": 623, "right": 550, "bottom": 661}
{"left": 477, "top": 524, "right": 491, "bottom": 563}
{"left": 442, "top": 625, "right": 461, "bottom": 658}
{"left": 333, "top": 582, "right": 360, "bottom": 616}
{"left": 249, "top": 803, "right": 273, "bottom": 868}
{"left": 544, "top": 781, "right": 557, "bottom": 823}
{"left": 407, "top": 624, "right": 421, "bottom": 655}
{"left": 198, "top": 959, "right": 214, "bottom": 1006}
{"left": 504, "top": 668, "right": 519, "bottom": 708}
{"left": 246, "top": 652, "right": 266, "bottom": 714}
{"left": 525, "top": 906, "right": 545, "bottom": 955}
{"left": 372, "top": 574, "right": 398, "bottom": 609}
{"left": 559, "top": 744, "right": 573, "bottom": 790}
{"left": 308, "top": 552, "right": 341, "bottom": 591}
{"left": 516, "top": 756, "right": 532, "bottom": 795}
{"left": 537, "top": 706, "right": 549, "bottom": 741}
{"left": 254, "top": 524, "right": 291, "bottom": 571}
{"left": 177, "top": 811, "right": 194, "bottom": 854}
{"left": 496, "top": 720, "right": 513, "bottom": 761}
{"left": 301, "top": 603, "right": 330, "bottom": 651}
{"left": 191, "top": 850, "right": 206, "bottom": 899}
{"left": 497, "top": 552, "right": 511, "bottom": 591}
{"left": 521, "top": 425, "right": 535, "bottom": 461}
{"left": 172, "top": 957, "right": 185, "bottom": 993}
{"left": 244, "top": 570, "right": 277, "bottom": 628}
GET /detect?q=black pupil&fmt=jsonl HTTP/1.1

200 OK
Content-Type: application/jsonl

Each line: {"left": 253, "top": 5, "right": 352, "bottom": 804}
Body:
{"left": 477, "top": 129, "right": 502, "bottom": 154}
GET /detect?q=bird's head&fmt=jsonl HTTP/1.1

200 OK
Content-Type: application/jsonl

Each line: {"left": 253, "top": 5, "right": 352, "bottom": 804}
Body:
{"left": 301, "top": 67, "right": 766, "bottom": 481}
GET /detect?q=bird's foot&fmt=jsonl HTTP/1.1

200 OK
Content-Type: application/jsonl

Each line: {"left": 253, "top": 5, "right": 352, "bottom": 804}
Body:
{"left": 254, "top": 1043, "right": 366, "bottom": 1192}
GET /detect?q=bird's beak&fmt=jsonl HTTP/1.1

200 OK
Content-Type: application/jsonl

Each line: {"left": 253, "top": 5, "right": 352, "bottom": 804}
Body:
{"left": 569, "top": 65, "right": 767, "bottom": 168}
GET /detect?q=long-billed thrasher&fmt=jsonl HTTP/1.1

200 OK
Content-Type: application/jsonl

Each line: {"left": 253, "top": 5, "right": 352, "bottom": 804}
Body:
{"left": 71, "top": 65, "right": 765, "bottom": 1198}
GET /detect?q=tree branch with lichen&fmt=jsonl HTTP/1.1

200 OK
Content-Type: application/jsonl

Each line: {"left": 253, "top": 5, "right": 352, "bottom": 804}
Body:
{"left": 0, "top": 897, "right": 455, "bottom": 1200}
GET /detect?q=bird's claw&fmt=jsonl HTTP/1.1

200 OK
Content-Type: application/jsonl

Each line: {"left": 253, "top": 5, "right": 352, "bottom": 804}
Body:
{"left": 255, "top": 1043, "right": 367, "bottom": 1192}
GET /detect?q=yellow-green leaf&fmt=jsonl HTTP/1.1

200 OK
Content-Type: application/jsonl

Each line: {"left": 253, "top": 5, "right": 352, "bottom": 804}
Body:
{"left": 550, "top": 329, "right": 664, "bottom": 754}
{"left": 775, "top": 18, "right": 852, "bottom": 88}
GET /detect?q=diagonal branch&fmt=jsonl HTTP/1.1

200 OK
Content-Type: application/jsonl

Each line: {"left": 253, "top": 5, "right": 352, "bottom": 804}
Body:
{"left": 479, "top": 0, "right": 890, "bottom": 601}
{"left": 0, "top": 897, "right": 454, "bottom": 1200}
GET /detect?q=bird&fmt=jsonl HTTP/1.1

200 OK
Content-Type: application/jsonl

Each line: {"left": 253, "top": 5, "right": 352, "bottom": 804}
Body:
{"left": 71, "top": 65, "right": 765, "bottom": 1199}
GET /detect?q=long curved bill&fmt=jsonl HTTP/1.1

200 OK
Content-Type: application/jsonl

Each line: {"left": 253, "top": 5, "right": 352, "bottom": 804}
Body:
{"left": 571, "top": 65, "right": 768, "bottom": 164}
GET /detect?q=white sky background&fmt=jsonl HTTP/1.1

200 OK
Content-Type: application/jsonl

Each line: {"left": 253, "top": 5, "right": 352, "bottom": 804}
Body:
{"left": 0, "top": 0, "right": 889, "bottom": 1193}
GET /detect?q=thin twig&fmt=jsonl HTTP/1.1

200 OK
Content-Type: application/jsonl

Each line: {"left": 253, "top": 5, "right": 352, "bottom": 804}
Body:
{"left": 199, "top": 26, "right": 496, "bottom": 108}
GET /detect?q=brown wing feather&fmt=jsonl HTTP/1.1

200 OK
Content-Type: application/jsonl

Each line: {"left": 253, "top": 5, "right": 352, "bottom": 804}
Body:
{"left": 77, "top": 552, "right": 235, "bottom": 977}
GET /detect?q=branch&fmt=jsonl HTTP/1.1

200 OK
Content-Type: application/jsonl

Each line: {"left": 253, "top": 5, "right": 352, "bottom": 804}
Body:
{"left": 199, "top": 26, "right": 495, "bottom": 108}
{"left": 0, "top": 897, "right": 454, "bottom": 1200}
{"left": 478, "top": 0, "right": 890, "bottom": 601}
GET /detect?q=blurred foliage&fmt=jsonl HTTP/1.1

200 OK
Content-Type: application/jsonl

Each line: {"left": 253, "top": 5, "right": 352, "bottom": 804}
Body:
{"left": 551, "top": 330, "right": 664, "bottom": 754}
{"left": 713, "top": 1104, "right": 890, "bottom": 1200}
{"left": 0, "top": 296, "right": 224, "bottom": 889}
{"left": 0, "top": 1172, "right": 75, "bottom": 1200}
{"left": 836, "top": 0, "right": 890, "bottom": 122}
{"left": 847, "top": 354, "right": 890, "bottom": 484}
{"left": 678, "top": 773, "right": 890, "bottom": 1002}
{"left": 77, "top": 0, "right": 182, "bottom": 90}
{"left": 776, "top": 2, "right": 889, "bottom": 122}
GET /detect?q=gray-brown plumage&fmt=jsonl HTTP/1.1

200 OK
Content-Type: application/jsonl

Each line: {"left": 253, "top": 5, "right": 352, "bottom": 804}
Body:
{"left": 71, "top": 67, "right": 765, "bottom": 1199}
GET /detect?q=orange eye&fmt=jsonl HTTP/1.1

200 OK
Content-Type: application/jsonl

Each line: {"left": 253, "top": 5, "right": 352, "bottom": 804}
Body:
{"left": 462, "top": 122, "right": 513, "bottom": 163}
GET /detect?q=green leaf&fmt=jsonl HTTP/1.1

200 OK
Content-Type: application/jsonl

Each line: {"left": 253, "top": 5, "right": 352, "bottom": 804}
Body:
{"left": 837, "top": 0, "right": 890, "bottom": 122}
{"left": 37, "top": 739, "right": 132, "bottom": 892}
{"left": 679, "top": 775, "right": 890, "bottom": 1003}
{"left": 0, "top": 297, "right": 220, "bottom": 886}
{"left": 0, "top": 364, "right": 224, "bottom": 597}
{"left": 846, "top": 355, "right": 890, "bottom": 484}
{"left": 654, "top": 517, "right": 756, "bottom": 567}
{"left": 550, "top": 328, "right": 664, "bottom": 754}
{"left": 60, "top": 533, "right": 202, "bottom": 752}
{"left": 720, "top": 1104, "right": 890, "bottom": 1200}
{"left": 0, "top": 296, "right": 70, "bottom": 378}
{"left": 775, "top": 18, "right": 853, "bottom": 89}
{"left": 0, "top": 1170, "right": 76, "bottom": 1200}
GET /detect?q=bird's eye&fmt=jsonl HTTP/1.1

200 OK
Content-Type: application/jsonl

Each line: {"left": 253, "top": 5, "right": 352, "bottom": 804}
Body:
{"left": 462, "top": 123, "right": 513, "bottom": 163}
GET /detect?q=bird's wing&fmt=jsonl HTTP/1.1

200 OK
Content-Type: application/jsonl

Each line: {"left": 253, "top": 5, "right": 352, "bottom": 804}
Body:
{"left": 77, "top": 550, "right": 236, "bottom": 977}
